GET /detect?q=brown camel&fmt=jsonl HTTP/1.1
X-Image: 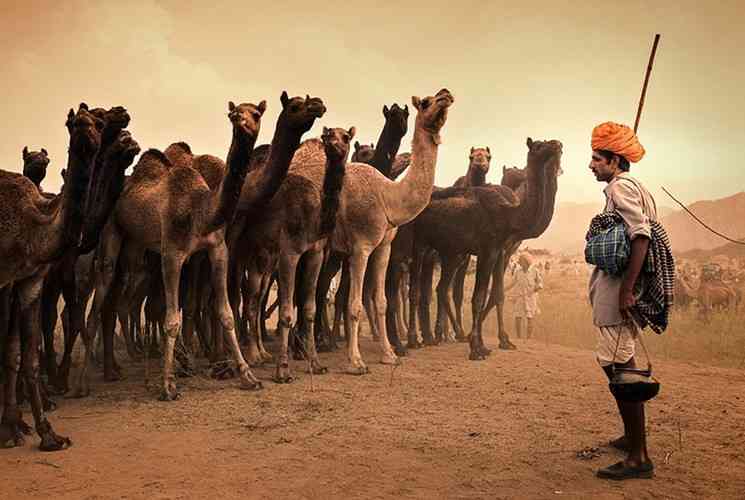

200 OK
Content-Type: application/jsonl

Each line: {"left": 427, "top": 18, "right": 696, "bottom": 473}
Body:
{"left": 698, "top": 277, "right": 737, "bottom": 319}
{"left": 22, "top": 147, "right": 50, "bottom": 191}
{"left": 310, "top": 88, "right": 453, "bottom": 373}
{"left": 230, "top": 125, "right": 355, "bottom": 381}
{"left": 82, "top": 92, "right": 325, "bottom": 400}
{"left": 0, "top": 104, "right": 103, "bottom": 451}
{"left": 408, "top": 138, "right": 561, "bottom": 359}
{"left": 352, "top": 141, "right": 375, "bottom": 164}
{"left": 312, "top": 103, "right": 410, "bottom": 352}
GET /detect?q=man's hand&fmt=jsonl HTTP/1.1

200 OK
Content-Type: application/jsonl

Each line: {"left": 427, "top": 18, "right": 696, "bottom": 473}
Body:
{"left": 620, "top": 236, "right": 649, "bottom": 318}
{"left": 619, "top": 286, "right": 636, "bottom": 319}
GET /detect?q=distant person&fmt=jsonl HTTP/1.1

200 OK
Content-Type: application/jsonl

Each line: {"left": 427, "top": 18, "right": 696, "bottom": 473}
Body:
{"left": 587, "top": 122, "right": 659, "bottom": 480}
{"left": 506, "top": 253, "right": 543, "bottom": 339}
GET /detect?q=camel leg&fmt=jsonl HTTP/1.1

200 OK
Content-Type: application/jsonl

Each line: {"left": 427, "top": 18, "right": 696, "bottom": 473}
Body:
{"left": 345, "top": 251, "right": 372, "bottom": 375}
{"left": 482, "top": 251, "right": 517, "bottom": 350}
{"left": 333, "top": 265, "right": 348, "bottom": 343}
{"left": 40, "top": 278, "right": 61, "bottom": 394}
{"left": 159, "top": 251, "right": 186, "bottom": 401}
{"left": 363, "top": 270, "right": 380, "bottom": 341}
{"left": 256, "top": 274, "right": 273, "bottom": 362}
{"left": 384, "top": 261, "right": 408, "bottom": 356}
{"left": 182, "top": 256, "right": 203, "bottom": 353}
{"left": 368, "top": 242, "right": 399, "bottom": 365}
{"left": 18, "top": 275, "right": 71, "bottom": 451}
{"left": 469, "top": 248, "right": 499, "bottom": 360}
{"left": 102, "top": 285, "right": 123, "bottom": 382}
{"left": 1, "top": 288, "right": 30, "bottom": 448}
{"left": 419, "top": 250, "right": 437, "bottom": 346}
{"left": 299, "top": 249, "right": 327, "bottom": 374}
{"left": 437, "top": 254, "right": 464, "bottom": 343}
{"left": 275, "top": 253, "right": 301, "bottom": 383}
{"left": 314, "top": 254, "right": 342, "bottom": 351}
{"left": 208, "top": 243, "right": 261, "bottom": 390}
{"left": 73, "top": 223, "right": 122, "bottom": 398}
{"left": 243, "top": 266, "right": 266, "bottom": 367}
{"left": 453, "top": 255, "right": 470, "bottom": 340}
{"left": 407, "top": 247, "right": 424, "bottom": 349}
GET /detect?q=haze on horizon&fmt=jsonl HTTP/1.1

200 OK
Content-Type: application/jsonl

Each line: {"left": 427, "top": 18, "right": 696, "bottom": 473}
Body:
{"left": 1, "top": 0, "right": 743, "bottom": 207}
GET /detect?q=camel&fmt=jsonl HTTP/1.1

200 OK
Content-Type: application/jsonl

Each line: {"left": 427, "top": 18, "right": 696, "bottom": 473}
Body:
{"left": 312, "top": 103, "right": 410, "bottom": 351}
{"left": 81, "top": 92, "right": 325, "bottom": 401}
{"left": 698, "top": 277, "right": 737, "bottom": 320}
{"left": 352, "top": 142, "right": 375, "bottom": 164}
{"left": 0, "top": 104, "right": 104, "bottom": 451}
{"left": 22, "top": 147, "right": 50, "bottom": 191}
{"left": 674, "top": 274, "right": 696, "bottom": 310}
{"left": 309, "top": 88, "right": 453, "bottom": 374}
{"left": 230, "top": 125, "right": 356, "bottom": 381}
{"left": 408, "top": 138, "right": 561, "bottom": 359}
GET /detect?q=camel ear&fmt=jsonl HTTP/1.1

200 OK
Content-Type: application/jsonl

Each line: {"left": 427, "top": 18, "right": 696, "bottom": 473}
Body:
{"left": 280, "top": 91, "right": 290, "bottom": 108}
{"left": 67, "top": 108, "right": 75, "bottom": 121}
{"left": 404, "top": 104, "right": 409, "bottom": 115}
{"left": 486, "top": 146, "right": 490, "bottom": 154}
{"left": 354, "top": 141, "right": 360, "bottom": 151}
{"left": 61, "top": 168, "right": 66, "bottom": 180}
{"left": 41, "top": 148, "right": 48, "bottom": 156}
{"left": 411, "top": 96, "right": 421, "bottom": 110}
{"left": 22, "top": 146, "right": 29, "bottom": 159}
{"left": 470, "top": 147, "right": 475, "bottom": 154}
{"left": 503, "top": 165, "right": 507, "bottom": 174}
{"left": 323, "top": 126, "right": 329, "bottom": 135}
{"left": 526, "top": 137, "right": 533, "bottom": 149}
{"left": 228, "top": 101, "right": 236, "bottom": 112}
{"left": 80, "top": 102, "right": 89, "bottom": 111}
{"left": 257, "top": 100, "right": 267, "bottom": 114}
{"left": 383, "top": 105, "right": 390, "bottom": 118}
{"left": 348, "top": 126, "right": 356, "bottom": 140}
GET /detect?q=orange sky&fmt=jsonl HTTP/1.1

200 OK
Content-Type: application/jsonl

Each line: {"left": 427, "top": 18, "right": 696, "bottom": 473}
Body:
{"left": 2, "top": 0, "right": 743, "bottom": 206}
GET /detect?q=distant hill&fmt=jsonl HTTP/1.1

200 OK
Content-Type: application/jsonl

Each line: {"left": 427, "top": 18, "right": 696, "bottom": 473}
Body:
{"left": 530, "top": 192, "right": 744, "bottom": 255}
{"left": 662, "top": 192, "right": 745, "bottom": 253}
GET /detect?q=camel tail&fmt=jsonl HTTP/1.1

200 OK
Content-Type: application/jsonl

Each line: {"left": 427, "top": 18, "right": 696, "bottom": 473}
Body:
{"left": 319, "top": 161, "right": 346, "bottom": 236}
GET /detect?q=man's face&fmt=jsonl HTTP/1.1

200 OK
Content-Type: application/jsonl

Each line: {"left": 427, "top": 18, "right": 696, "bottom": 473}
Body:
{"left": 589, "top": 150, "right": 620, "bottom": 182}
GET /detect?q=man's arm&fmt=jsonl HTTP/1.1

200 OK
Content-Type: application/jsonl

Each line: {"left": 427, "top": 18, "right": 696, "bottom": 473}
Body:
{"left": 620, "top": 236, "right": 650, "bottom": 317}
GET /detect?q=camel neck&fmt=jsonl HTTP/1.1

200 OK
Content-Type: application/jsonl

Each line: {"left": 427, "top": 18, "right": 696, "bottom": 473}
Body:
{"left": 382, "top": 123, "right": 438, "bottom": 227}
{"left": 512, "top": 156, "right": 557, "bottom": 239}
{"left": 466, "top": 167, "right": 486, "bottom": 187}
{"left": 237, "top": 117, "right": 302, "bottom": 214}
{"left": 371, "top": 122, "right": 404, "bottom": 179}
{"left": 203, "top": 126, "right": 257, "bottom": 233}
{"left": 39, "top": 140, "right": 95, "bottom": 262}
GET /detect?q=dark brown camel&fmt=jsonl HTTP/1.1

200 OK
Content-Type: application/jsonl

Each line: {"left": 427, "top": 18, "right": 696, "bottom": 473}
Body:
{"left": 408, "top": 138, "right": 561, "bottom": 359}
{"left": 0, "top": 104, "right": 104, "bottom": 451}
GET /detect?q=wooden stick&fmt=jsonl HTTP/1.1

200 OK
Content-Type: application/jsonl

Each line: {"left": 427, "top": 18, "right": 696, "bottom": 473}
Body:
{"left": 634, "top": 34, "right": 661, "bottom": 133}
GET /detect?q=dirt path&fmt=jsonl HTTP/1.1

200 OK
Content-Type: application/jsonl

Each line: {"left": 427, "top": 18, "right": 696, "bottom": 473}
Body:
{"left": 3, "top": 337, "right": 744, "bottom": 499}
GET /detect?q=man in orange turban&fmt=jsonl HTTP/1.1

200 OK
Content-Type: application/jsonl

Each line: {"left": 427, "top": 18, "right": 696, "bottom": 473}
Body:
{"left": 588, "top": 121, "right": 657, "bottom": 480}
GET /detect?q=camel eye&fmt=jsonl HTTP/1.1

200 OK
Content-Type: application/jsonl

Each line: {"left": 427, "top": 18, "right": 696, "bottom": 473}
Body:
{"left": 252, "top": 112, "right": 261, "bottom": 120}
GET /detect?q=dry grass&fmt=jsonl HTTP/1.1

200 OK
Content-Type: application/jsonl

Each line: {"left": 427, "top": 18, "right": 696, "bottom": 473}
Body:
{"left": 469, "top": 268, "right": 745, "bottom": 369}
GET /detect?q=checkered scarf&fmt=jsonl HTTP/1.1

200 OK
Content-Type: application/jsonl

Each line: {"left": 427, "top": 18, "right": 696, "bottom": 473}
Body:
{"left": 586, "top": 214, "right": 675, "bottom": 333}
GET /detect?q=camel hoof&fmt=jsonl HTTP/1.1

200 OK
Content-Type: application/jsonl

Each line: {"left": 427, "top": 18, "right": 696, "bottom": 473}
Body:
{"left": 274, "top": 365, "right": 294, "bottom": 384}
{"left": 316, "top": 343, "right": 333, "bottom": 353}
{"left": 240, "top": 380, "right": 263, "bottom": 391}
{"left": 479, "top": 345, "right": 493, "bottom": 357}
{"left": 394, "top": 344, "right": 408, "bottom": 357}
{"left": 423, "top": 337, "right": 438, "bottom": 347}
{"left": 210, "top": 364, "right": 236, "bottom": 380}
{"left": 104, "top": 371, "right": 125, "bottom": 383}
{"left": 307, "top": 364, "right": 328, "bottom": 375}
{"left": 39, "top": 432, "right": 72, "bottom": 452}
{"left": 346, "top": 364, "right": 369, "bottom": 376}
{"left": 247, "top": 356, "right": 265, "bottom": 368}
{"left": 67, "top": 386, "right": 90, "bottom": 399}
{"left": 46, "top": 379, "right": 68, "bottom": 396}
{"left": 260, "top": 352, "right": 274, "bottom": 363}
{"left": 0, "top": 421, "right": 28, "bottom": 448}
{"left": 381, "top": 355, "right": 400, "bottom": 366}
{"left": 158, "top": 388, "right": 181, "bottom": 402}
{"left": 499, "top": 340, "right": 517, "bottom": 351}
{"left": 455, "top": 335, "right": 469, "bottom": 343}
{"left": 43, "top": 398, "right": 58, "bottom": 413}
{"left": 468, "top": 351, "right": 487, "bottom": 361}
{"left": 407, "top": 339, "right": 423, "bottom": 350}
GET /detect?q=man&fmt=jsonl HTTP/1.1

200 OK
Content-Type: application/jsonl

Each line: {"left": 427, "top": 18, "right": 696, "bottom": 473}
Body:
{"left": 588, "top": 121, "right": 656, "bottom": 480}
{"left": 506, "top": 253, "right": 543, "bottom": 339}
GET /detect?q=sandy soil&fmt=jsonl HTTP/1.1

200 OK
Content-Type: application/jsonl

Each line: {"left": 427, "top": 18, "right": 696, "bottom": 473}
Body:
{"left": 2, "top": 335, "right": 744, "bottom": 499}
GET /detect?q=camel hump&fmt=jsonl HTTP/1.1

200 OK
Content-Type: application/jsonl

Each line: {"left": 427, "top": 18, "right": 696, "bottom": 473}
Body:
{"left": 130, "top": 149, "right": 172, "bottom": 183}
{"left": 164, "top": 142, "right": 194, "bottom": 169}
{"left": 291, "top": 138, "right": 325, "bottom": 167}
{"left": 473, "top": 184, "right": 521, "bottom": 209}
{"left": 191, "top": 154, "right": 225, "bottom": 190}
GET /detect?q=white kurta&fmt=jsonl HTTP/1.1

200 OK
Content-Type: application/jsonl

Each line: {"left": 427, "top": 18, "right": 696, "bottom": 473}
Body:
{"left": 511, "top": 264, "right": 544, "bottom": 318}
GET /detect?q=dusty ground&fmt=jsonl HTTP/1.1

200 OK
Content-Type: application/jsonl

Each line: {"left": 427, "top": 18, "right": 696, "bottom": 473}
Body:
{"left": 3, "top": 333, "right": 744, "bottom": 499}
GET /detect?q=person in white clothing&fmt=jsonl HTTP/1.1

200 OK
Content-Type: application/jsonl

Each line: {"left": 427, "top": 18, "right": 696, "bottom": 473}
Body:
{"left": 506, "top": 253, "right": 543, "bottom": 339}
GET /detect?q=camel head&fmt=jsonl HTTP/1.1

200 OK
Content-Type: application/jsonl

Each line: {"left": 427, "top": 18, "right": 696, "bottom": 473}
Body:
{"left": 500, "top": 165, "right": 526, "bottom": 190}
{"left": 279, "top": 91, "right": 326, "bottom": 133}
{"left": 65, "top": 103, "right": 103, "bottom": 158}
{"left": 352, "top": 141, "right": 375, "bottom": 164}
{"left": 228, "top": 100, "right": 266, "bottom": 140}
{"left": 411, "top": 88, "right": 454, "bottom": 142}
{"left": 22, "top": 146, "right": 50, "bottom": 187}
{"left": 526, "top": 137, "right": 563, "bottom": 177}
{"left": 469, "top": 147, "right": 491, "bottom": 175}
{"left": 322, "top": 126, "right": 355, "bottom": 163}
{"left": 383, "top": 103, "right": 409, "bottom": 139}
{"left": 102, "top": 106, "right": 131, "bottom": 135}
{"left": 104, "top": 130, "right": 141, "bottom": 168}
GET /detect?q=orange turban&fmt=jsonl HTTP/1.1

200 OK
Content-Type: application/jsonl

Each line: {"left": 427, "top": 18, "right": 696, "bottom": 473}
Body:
{"left": 591, "top": 122, "right": 645, "bottom": 163}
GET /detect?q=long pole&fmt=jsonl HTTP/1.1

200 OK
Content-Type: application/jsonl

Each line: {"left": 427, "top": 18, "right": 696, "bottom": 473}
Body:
{"left": 634, "top": 34, "right": 661, "bottom": 133}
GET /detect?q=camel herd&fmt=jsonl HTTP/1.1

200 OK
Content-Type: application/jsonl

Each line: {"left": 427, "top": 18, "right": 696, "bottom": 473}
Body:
{"left": 675, "top": 263, "right": 743, "bottom": 319}
{"left": 0, "top": 88, "right": 563, "bottom": 452}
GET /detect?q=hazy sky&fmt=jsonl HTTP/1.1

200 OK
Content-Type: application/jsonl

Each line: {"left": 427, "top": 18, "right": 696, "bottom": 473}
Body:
{"left": 2, "top": 0, "right": 743, "bottom": 206}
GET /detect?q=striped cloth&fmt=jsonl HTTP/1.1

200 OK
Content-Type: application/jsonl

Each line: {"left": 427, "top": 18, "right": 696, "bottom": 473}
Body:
{"left": 633, "top": 220, "right": 675, "bottom": 333}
